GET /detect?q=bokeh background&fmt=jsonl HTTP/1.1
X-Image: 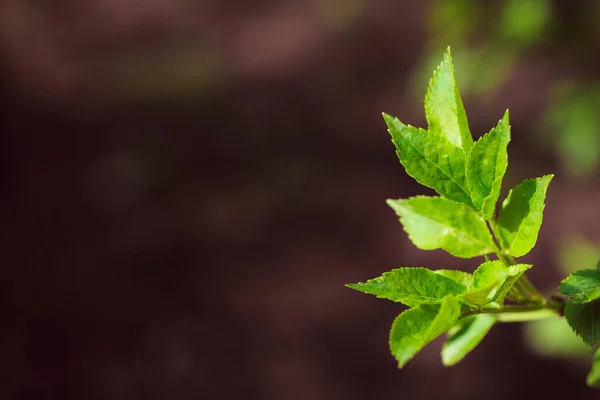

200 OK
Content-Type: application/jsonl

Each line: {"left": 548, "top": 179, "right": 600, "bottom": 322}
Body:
{"left": 2, "top": 0, "right": 600, "bottom": 399}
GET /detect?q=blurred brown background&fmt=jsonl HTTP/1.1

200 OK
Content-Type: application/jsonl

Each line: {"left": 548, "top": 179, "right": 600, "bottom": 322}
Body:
{"left": 2, "top": 0, "right": 600, "bottom": 399}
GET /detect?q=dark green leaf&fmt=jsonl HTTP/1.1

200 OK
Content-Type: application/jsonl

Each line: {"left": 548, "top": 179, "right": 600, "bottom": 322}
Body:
{"left": 564, "top": 299, "right": 600, "bottom": 347}
{"left": 559, "top": 269, "right": 600, "bottom": 303}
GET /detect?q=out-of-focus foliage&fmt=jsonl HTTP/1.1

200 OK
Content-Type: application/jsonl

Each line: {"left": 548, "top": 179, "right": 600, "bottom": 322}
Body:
{"left": 421, "top": 0, "right": 600, "bottom": 181}
{"left": 418, "top": 0, "right": 551, "bottom": 95}
{"left": 558, "top": 237, "right": 600, "bottom": 275}
{"left": 498, "top": 0, "right": 551, "bottom": 45}
{"left": 543, "top": 85, "right": 600, "bottom": 179}
{"left": 524, "top": 236, "right": 600, "bottom": 360}
{"left": 524, "top": 316, "right": 590, "bottom": 359}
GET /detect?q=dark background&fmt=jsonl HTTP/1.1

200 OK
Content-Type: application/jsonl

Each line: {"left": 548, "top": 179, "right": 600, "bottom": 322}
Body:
{"left": 2, "top": 0, "right": 600, "bottom": 399}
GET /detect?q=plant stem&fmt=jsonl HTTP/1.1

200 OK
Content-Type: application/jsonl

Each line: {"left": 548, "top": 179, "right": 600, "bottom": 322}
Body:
{"left": 461, "top": 300, "right": 564, "bottom": 323}
{"left": 486, "top": 218, "right": 547, "bottom": 305}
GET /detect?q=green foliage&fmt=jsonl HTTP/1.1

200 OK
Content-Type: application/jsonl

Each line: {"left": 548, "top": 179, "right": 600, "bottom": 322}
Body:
{"left": 559, "top": 269, "right": 600, "bottom": 304}
{"left": 389, "top": 295, "right": 461, "bottom": 367}
{"left": 345, "top": 48, "right": 600, "bottom": 383}
{"left": 498, "top": 0, "right": 551, "bottom": 45}
{"left": 384, "top": 115, "right": 472, "bottom": 206}
{"left": 496, "top": 175, "right": 553, "bottom": 257}
{"left": 466, "top": 111, "right": 510, "bottom": 219}
{"left": 441, "top": 314, "right": 496, "bottom": 366}
{"left": 460, "top": 261, "right": 531, "bottom": 306}
{"left": 564, "top": 300, "right": 600, "bottom": 347}
{"left": 560, "top": 262, "right": 600, "bottom": 350}
{"left": 524, "top": 317, "right": 590, "bottom": 358}
{"left": 544, "top": 85, "right": 600, "bottom": 179}
{"left": 588, "top": 348, "right": 600, "bottom": 387}
{"left": 424, "top": 49, "right": 472, "bottom": 152}
{"left": 386, "top": 196, "right": 496, "bottom": 258}
{"left": 346, "top": 268, "right": 467, "bottom": 306}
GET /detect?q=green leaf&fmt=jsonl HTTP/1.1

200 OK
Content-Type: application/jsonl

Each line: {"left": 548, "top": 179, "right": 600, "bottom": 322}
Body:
{"left": 496, "top": 175, "right": 554, "bottom": 257}
{"left": 459, "top": 261, "right": 507, "bottom": 306}
{"left": 425, "top": 47, "right": 473, "bottom": 153}
{"left": 458, "top": 261, "right": 532, "bottom": 306}
{"left": 441, "top": 314, "right": 496, "bottom": 366}
{"left": 346, "top": 267, "right": 467, "bottom": 306}
{"left": 564, "top": 299, "right": 600, "bottom": 347}
{"left": 387, "top": 196, "right": 497, "bottom": 258}
{"left": 559, "top": 269, "right": 600, "bottom": 303}
{"left": 383, "top": 114, "right": 473, "bottom": 206}
{"left": 494, "top": 263, "right": 532, "bottom": 303}
{"left": 467, "top": 110, "right": 511, "bottom": 219}
{"left": 389, "top": 295, "right": 461, "bottom": 368}
{"left": 587, "top": 347, "right": 600, "bottom": 387}
{"left": 434, "top": 269, "right": 473, "bottom": 289}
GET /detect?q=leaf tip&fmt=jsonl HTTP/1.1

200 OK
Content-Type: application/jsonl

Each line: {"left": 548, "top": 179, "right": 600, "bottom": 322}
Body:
{"left": 444, "top": 45, "right": 452, "bottom": 60}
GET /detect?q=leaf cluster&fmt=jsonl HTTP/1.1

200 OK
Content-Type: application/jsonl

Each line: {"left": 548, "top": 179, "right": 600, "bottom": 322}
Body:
{"left": 559, "top": 261, "right": 600, "bottom": 386}
{"left": 348, "top": 47, "right": 557, "bottom": 369}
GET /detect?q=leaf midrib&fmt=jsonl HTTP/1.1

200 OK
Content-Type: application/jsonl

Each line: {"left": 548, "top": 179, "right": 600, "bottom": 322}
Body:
{"left": 397, "top": 129, "right": 472, "bottom": 204}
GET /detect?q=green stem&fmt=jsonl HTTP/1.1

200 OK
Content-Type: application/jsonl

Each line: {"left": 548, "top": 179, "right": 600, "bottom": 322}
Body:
{"left": 461, "top": 300, "right": 564, "bottom": 323}
{"left": 486, "top": 219, "right": 546, "bottom": 304}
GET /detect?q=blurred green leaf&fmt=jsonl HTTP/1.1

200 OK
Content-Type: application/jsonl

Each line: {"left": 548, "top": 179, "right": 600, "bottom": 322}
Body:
{"left": 524, "top": 317, "right": 590, "bottom": 358}
{"left": 587, "top": 347, "right": 600, "bottom": 387}
{"left": 558, "top": 237, "right": 600, "bottom": 275}
{"left": 544, "top": 86, "right": 600, "bottom": 179}
{"left": 498, "top": 0, "right": 551, "bottom": 45}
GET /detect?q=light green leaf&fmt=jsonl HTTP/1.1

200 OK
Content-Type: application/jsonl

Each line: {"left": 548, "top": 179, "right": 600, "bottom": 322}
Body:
{"left": 564, "top": 299, "right": 600, "bottom": 347}
{"left": 387, "top": 196, "right": 497, "bottom": 258}
{"left": 434, "top": 269, "right": 473, "bottom": 289}
{"left": 383, "top": 114, "right": 472, "bottom": 206}
{"left": 346, "top": 267, "right": 467, "bottom": 306}
{"left": 587, "top": 347, "right": 600, "bottom": 387}
{"left": 458, "top": 261, "right": 532, "bottom": 306}
{"left": 494, "top": 263, "right": 532, "bottom": 303}
{"left": 425, "top": 47, "right": 473, "bottom": 153}
{"left": 559, "top": 269, "right": 600, "bottom": 303}
{"left": 459, "top": 261, "right": 508, "bottom": 306}
{"left": 496, "top": 175, "right": 554, "bottom": 257}
{"left": 467, "top": 110, "right": 511, "bottom": 219}
{"left": 389, "top": 295, "right": 461, "bottom": 368}
{"left": 441, "top": 314, "right": 496, "bottom": 366}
